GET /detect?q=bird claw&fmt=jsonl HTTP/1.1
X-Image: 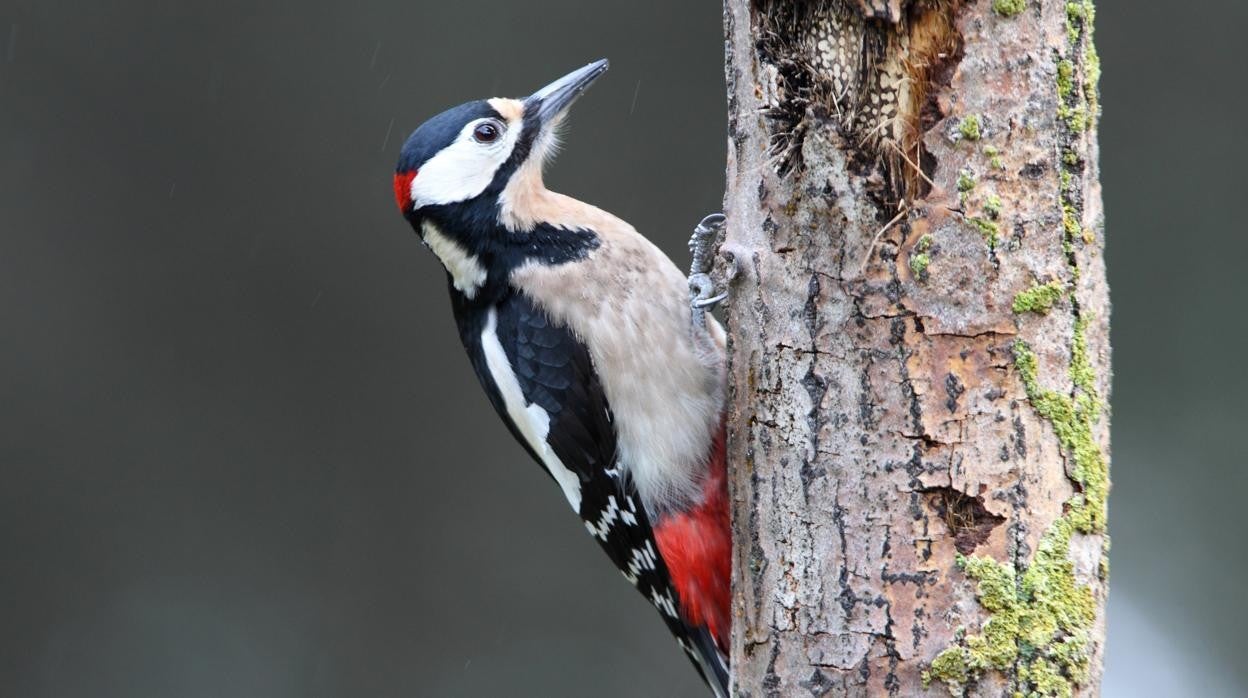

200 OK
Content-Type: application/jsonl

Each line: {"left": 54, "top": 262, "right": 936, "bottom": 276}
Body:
{"left": 689, "top": 213, "right": 726, "bottom": 276}
{"left": 692, "top": 291, "right": 728, "bottom": 310}
{"left": 688, "top": 213, "right": 735, "bottom": 328}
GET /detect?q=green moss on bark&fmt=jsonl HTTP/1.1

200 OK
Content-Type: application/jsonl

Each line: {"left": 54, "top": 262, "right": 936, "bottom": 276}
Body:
{"left": 1013, "top": 280, "right": 1066, "bottom": 314}
{"left": 984, "top": 194, "right": 1003, "bottom": 219}
{"left": 969, "top": 216, "right": 1000, "bottom": 248}
{"left": 928, "top": 329, "right": 1107, "bottom": 696}
{"left": 929, "top": 1, "right": 1107, "bottom": 694}
{"left": 1014, "top": 325, "right": 1108, "bottom": 534}
{"left": 1061, "top": 0, "right": 1100, "bottom": 131}
{"left": 982, "top": 145, "right": 1005, "bottom": 170}
{"left": 909, "top": 252, "right": 931, "bottom": 278}
{"left": 958, "top": 169, "right": 977, "bottom": 192}
{"left": 959, "top": 114, "right": 983, "bottom": 141}
{"left": 909, "top": 235, "right": 934, "bottom": 280}
{"left": 993, "top": 0, "right": 1026, "bottom": 18}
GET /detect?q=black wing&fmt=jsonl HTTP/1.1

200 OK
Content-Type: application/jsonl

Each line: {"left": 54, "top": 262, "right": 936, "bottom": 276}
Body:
{"left": 451, "top": 287, "right": 728, "bottom": 696}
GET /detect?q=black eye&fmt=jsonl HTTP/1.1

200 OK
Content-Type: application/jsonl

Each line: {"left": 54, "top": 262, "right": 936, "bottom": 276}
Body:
{"left": 472, "top": 122, "right": 500, "bottom": 143}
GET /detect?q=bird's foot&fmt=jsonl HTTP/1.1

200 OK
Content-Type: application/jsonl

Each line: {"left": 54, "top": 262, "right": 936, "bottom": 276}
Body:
{"left": 688, "top": 213, "right": 737, "bottom": 329}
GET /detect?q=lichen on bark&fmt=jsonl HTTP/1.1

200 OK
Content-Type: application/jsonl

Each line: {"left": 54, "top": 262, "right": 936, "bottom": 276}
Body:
{"left": 721, "top": 0, "right": 1110, "bottom": 694}
{"left": 926, "top": 1, "right": 1107, "bottom": 694}
{"left": 926, "top": 320, "right": 1107, "bottom": 696}
{"left": 1012, "top": 280, "right": 1066, "bottom": 314}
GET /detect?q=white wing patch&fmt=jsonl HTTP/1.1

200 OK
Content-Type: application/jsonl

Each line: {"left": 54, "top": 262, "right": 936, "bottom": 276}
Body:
{"left": 625, "top": 540, "right": 660, "bottom": 581}
{"left": 422, "top": 221, "right": 487, "bottom": 298}
{"left": 585, "top": 495, "right": 623, "bottom": 541}
{"left": 480, "top": 308, "right": 582, "bottom": 512}
{"left": 650, "top": 587, "right": 679, "bottom": 619}
{"left": 620, "top": 495, "right": 638, "bottom": 526}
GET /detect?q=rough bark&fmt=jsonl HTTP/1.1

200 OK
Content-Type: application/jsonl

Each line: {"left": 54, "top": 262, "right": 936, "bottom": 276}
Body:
{"left": 719, "top": 0, "right": 1109, "bottom": 695}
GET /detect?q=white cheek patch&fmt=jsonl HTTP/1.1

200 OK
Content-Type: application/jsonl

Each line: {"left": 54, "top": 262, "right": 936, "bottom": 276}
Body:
{"left": 421, "top": 221, "right": 487, "bottom": 298}
{"left": 410, "top": 119, "right": 524, "bottom": 208}
{"left": 480, "top": 309, "right": 583, "bottom": 512}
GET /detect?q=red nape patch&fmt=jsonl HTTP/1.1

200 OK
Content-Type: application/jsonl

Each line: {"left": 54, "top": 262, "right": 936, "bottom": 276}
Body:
{"left": 392, "top": 170, "right": 417, "bottom": 213}
{"left": 653, "top": 425, "right": 732, "bottom": 652}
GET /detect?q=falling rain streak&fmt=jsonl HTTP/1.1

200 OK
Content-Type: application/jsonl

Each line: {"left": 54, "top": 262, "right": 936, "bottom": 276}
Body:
{"left": 381, "top": 117, "right": 395, "bottom": 152}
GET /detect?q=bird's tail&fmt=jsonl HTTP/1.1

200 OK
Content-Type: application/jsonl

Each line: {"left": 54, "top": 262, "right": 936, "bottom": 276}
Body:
{"left": 684, "top": 624, "right": 730, "bottom": 698}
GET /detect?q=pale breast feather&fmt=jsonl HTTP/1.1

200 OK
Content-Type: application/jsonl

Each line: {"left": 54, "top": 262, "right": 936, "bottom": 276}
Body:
{"left": 508, "top": 205, "right": 727, "bottom": 515}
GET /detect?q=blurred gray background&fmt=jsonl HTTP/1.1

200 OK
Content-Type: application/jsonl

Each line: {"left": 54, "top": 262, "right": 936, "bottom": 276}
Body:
{"left": 0, "top": 1, "right": 1241, "bottom": 696}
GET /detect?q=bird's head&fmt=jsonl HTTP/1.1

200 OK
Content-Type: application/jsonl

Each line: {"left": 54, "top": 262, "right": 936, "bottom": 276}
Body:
{"left": 393, "top": 59, "right": 608, "bottom": 230}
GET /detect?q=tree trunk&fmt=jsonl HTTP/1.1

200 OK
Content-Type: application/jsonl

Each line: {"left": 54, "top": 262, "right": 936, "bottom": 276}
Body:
{"left": 719, "top": 0, "right": 1109, "bottom": 695}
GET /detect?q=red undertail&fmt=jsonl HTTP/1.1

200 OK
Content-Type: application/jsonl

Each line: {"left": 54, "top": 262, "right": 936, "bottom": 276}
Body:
{"left": 652, "top": 423, "right": 731, "bottom": 651}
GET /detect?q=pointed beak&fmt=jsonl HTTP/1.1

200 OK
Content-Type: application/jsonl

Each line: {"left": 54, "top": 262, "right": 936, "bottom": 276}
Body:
{"left": 526, "top": 59, "right": 609, "bottom": 126}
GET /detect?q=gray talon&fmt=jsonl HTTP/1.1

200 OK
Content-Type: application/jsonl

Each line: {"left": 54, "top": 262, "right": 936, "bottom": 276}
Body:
{"left": 693, "top": 291, "right": 728, "bottom": 309}
{"left": 688, "top": 213, "right": 730, "bottom": 330}
{"left": 689, "top": 213, "right": 725, "bottom": 275}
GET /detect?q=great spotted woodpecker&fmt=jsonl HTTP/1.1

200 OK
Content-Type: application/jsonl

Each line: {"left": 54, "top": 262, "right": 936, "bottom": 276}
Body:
{"left": 392, "top": 60, "right": 731, "bottom": 695}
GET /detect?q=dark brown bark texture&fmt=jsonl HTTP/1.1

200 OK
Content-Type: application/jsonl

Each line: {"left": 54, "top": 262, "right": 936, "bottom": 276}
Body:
{"left": 719, "top": 0, "right": 1109, "bottom": 695}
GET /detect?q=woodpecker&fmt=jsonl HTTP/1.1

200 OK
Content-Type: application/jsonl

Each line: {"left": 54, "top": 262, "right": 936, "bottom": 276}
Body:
{"left": 392, "top": 60, "right": 731, "bottom": 695}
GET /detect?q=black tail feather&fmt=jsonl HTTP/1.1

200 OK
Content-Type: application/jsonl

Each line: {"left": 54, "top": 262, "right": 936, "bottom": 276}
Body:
{"left": 681, "top": 624, "right": 729, "bottom": 698}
